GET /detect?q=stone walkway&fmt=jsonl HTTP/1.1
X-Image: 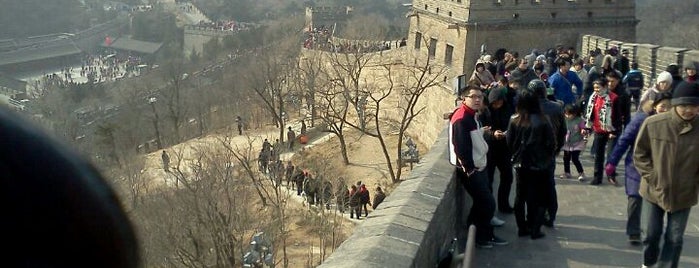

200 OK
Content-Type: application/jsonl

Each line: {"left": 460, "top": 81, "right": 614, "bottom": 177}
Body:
{"left": 474, "top": 145, "right": 699, "bottom": 267}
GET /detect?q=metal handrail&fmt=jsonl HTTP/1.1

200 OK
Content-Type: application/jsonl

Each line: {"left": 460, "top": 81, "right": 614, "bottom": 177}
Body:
{"left": 462, "top": 225, "right": 476, "bottom": 268}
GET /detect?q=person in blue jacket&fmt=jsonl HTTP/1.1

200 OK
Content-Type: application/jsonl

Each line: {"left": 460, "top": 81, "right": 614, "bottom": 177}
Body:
{"left": 604, "top": 92, "right": 672, "bottom": 245}
{"left": 548, "top": 57, "right": 584, "bottom": 105}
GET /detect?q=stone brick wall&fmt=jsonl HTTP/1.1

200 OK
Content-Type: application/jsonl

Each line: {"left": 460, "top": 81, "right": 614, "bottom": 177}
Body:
{"left": 581, "top": 35, "right": 699, "bottom": 88}
{"left": 318, "top": 129, "right": 470, "bottom": 268}
{"left": 183, "top": 26, "right": 236, "bottom": 58}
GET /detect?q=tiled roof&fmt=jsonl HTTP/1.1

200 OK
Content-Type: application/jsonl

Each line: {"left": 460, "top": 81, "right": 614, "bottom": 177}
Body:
{"left": 0, "top": 39, "right": 82, "bottom": 66}
{"left": 104, "top": 37, "right": 163, "bottom": 54}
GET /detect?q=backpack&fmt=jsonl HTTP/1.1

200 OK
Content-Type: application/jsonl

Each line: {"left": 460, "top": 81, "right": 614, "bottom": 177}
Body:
{"left": 624, "top": 72, "right": 644, "bottom": 91}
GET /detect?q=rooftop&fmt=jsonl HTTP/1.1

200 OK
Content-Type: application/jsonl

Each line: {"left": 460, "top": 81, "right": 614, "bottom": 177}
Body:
{"left": 103, "top": 37, "right": 163, "bottom": 55}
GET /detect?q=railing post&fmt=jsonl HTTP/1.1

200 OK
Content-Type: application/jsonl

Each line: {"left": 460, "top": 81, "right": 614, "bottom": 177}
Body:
{"left": 462, "top": 224, "right": 476, "bottom": 268}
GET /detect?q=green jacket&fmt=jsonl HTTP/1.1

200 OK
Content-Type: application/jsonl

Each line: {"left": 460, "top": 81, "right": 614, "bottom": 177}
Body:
{"left": 634, "top": 110, "right": 699, "bottom": 212}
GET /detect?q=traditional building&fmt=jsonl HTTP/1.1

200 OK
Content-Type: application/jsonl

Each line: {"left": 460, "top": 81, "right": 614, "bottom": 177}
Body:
{"left": 407, "top": 0, "right": 637, "bottom": 78}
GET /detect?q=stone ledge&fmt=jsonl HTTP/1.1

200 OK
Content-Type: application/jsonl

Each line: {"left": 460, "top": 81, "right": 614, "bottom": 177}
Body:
{"left": 319, "top": 128, "right": 471, "bottom": 268}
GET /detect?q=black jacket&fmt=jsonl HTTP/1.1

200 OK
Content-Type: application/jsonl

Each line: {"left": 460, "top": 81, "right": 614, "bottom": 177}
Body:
{"left": 481, "top": 105, "right": 513, "bottom": 154}
{"left": 609, "top": 84, "right": 632, "bottom": 127}
{"left": 506, "top": 114, "right": 556, "bottom": 171}
{"left": 540, "top": 98, "right": 566, "bottom": 154}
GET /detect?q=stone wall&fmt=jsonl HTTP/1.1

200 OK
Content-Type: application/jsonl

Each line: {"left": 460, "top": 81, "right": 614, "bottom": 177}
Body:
{"left": 318, "top": 129, "right": 470, "bottom": 268}
{"left": 183, "top": 26, "right": 236, "bottom": 58}
{"left": 581, "top": 35, "right": 699, "bottom": 88}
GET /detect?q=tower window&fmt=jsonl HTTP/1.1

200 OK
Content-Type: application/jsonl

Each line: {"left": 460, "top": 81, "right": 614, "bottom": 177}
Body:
{"left": 513, "top": 13, "right": 520, "bottom": 19}
{"left": 449, "top": 11, "right": 452, "bottom": 17}
{"left": 414, "top": 32, "right": 422, "bottom": 49}
{"left": 587, "top": 11, "right": 593, "bottom": 18}
{"left": 436, "top": 7, "right": 440, "bottom": 13}
{"left": 424, "top": 4, "right": 428, "bottom": 10}
{"left": 445, "top": 44, "right": 454, "bottom": 65}
{"left": 428, "top": 38, "right": 437, "bottom": 58}
{"left": 551, "top": 12, "right": 557, "bottom": 18}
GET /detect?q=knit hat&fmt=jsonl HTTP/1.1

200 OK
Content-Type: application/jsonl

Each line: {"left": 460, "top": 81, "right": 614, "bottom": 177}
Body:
{"left": 671, "top": 82, "right": 699, "bottom": 106}
{"left": 656, "top": 71, "right": 673, "bottom": 84}
{"left": 536, "top": 55, "right": 546, "bottom": 63}
{"left": 683, "top": 60, "right": 697, "bottom": 70}
{"left": 488, "top": 87, "right": 506, "bottom": 104}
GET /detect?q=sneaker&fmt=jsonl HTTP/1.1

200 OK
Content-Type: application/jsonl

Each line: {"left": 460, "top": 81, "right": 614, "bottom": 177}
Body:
{"left": 608, "top": 176, "right": 619, "bottom": 186}
{"left": 629, "top": 234, "right": 642, "bottom": 245}
{"left": 475, "top": 241, "right": 493, "bottom": 249}
{"left": 590, "top": 179, "right": 602, "bottom": 185}
{"left": 559, "top": 173, "right": 572, "bottom": 179}
{"left": 578, "top": 173, "right": 586, "bottom": 181}
{"left": 490, "top": 236, "right": 509, "bottom": 246}
{"left": 490, "top": 216, "right": 505, "bottom": 227}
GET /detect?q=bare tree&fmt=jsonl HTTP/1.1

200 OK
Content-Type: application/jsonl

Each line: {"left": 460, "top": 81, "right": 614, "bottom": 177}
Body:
{"left": 161, "top": 58, "right": 191, "bottom": 143}
{"left": 132, "top": 145, "right": 259, "bottom": 268}
{"left": 219, "top": 135, "right": 296, "bottom": 267}
{"left": 341, "top": 36, "right": 447, "bottom": 183}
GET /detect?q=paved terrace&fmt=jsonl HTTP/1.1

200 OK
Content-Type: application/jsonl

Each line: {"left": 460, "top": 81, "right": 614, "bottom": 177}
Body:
{"left": 320, "top": 129, "right": 699, "bottom": 268}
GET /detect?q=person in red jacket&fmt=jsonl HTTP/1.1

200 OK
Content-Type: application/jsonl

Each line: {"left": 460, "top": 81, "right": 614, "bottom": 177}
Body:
{"left": 582, "top": 79, "right": 622, "bottom": 185}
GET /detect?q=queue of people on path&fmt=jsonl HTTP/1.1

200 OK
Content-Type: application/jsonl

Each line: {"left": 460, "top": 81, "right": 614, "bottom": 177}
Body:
{"left": 281, "top": 162, "right": 387, "bottom": 219}
{"left": 451, "top": 45, "right": 699, "bottom": 267}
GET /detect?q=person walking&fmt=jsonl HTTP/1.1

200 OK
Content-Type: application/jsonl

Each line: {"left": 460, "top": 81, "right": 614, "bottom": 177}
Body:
{"left": 506, "top": 89, "right": 556, "bottom": 240}
{"left": 449, "top": 85, "right": 508, "bottom": 249}
{"left": 236, "top": 116, "right": 243, "bottom": 135}
{"left": 161, "top": 150, "right": 170, "bottom": 172}
{"left": 560, "top": 104, "right": 586, "bottom": 181}
{"left": 348, "top": 185, "right": 361, "bottom": 219}
{"left": 372, "top": 186, "right": 386, "bottom": 210}
{"left": 358, "top": 184, "right": 371, "bottom": 217}
{"left": 633, "top": 82, "right": 699, "bottom": 268}
{"left": 481, "top": 86, "right": 515, "bottom": 214}
{"left": 529, "top": 79, "right": 566, "bottom": 228}
{"left": 606, "top": 93, "right": 672, "bottom": 246}
{"left": 583, "top": 78, "right": 622, "bottom": 186}
{"left": 548, "top": 57, "right": 584, "bottom": 106}
{"left": 286, "top": 126, "right": 296, "bottom": 150}
{"left": 623, "top": 62, "right": 644, "bottom": 108}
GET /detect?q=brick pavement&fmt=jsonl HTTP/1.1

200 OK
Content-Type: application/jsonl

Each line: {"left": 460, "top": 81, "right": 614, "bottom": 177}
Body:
{"left": 473, "top": 144, "right": 699, "bottom": 268}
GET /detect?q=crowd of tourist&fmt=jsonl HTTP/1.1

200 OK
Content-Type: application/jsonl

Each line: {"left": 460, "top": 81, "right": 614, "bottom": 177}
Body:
{"left": 244, "top": 122, "right": 387, "bottom": 219}
{"left": 450, "top": 45, "right": 699, "bottom": 268}
{"left": 302, "top": 25, "right": 407, "bottom": 53}
{"left": 30, "top": 51, "right": 146, "bottom": 97}
{"left": 194, "top": 20, "right": 254, "bottom": 32}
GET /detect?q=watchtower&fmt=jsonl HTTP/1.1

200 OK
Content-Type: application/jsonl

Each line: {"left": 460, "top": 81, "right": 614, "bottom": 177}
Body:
{"left": 407, "top": 0, "right": 637, "bottom": 77}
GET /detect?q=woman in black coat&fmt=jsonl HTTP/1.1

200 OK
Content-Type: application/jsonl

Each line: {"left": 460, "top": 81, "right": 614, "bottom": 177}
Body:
{"left": 506, "top": 89, "right": 556, "bottom": 240}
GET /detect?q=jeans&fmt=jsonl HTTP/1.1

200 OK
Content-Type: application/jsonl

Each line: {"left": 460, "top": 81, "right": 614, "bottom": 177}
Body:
{"left": 514, "top": 168, "right": 550, "bottom": 233}
{"left": 593, "top": 133, "right": 611, "bottom": 183}
{"left": 487, "top": 151, "right": 514, "bottom": 211}
{"left": 643, "top": 200, "right": 692, "bottom": 268}
{"left": 459, "top": 168, "right": 495, "bottom": 243}
{"left": 627, "top": 196, "right": 642, "bottom": 236}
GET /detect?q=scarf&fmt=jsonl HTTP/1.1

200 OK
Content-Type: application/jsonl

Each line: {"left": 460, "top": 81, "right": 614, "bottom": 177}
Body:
{"left": 585, "top": 90, "right": 615, "bottom": 132}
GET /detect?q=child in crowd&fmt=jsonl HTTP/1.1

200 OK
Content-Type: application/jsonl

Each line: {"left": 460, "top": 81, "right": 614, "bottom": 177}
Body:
{"left": 561, "top": 104, "right": 586, "bottom": 181}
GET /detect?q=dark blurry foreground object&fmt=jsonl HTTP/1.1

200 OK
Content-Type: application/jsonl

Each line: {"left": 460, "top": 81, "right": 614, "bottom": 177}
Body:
{"left": 0, "top": 108, "right": 139, "bottom": 267}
